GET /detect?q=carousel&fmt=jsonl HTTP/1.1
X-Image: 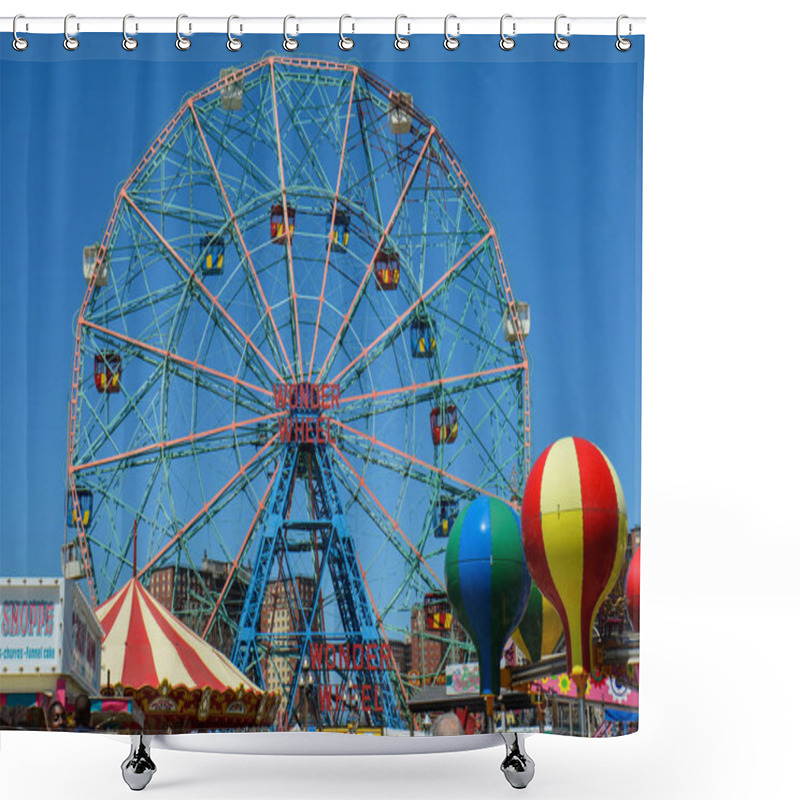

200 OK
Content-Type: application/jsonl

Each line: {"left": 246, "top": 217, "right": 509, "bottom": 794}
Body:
{"left": 95, "top": 576, "right": 280, "bottom": 733}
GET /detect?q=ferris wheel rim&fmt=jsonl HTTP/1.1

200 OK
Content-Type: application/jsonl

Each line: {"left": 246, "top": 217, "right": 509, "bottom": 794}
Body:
{"left": 66, "top": 52, "right": 531, "bottom": 682}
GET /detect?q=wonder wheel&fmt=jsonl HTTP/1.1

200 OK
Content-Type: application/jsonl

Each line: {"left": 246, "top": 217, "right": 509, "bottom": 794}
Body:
{"left": 66, "top": 55, "right": 530, "bottom": 729}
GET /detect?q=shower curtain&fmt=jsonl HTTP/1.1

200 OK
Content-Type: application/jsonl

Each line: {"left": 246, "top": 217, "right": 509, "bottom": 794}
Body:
{"left": 0, "top": 29, "right": 643, "bottom": 740}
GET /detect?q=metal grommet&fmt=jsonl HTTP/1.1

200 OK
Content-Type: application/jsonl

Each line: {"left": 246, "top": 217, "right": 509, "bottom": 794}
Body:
{"left": 444, "top": 14, "right": 460, "bottom": 51}
{"left": 122, "top": 14, "right": 138, "bottom": 51}
{"left": 499, "top": 14, "right": 515, "bottom": 51}
{"left": 394, "top": 15, "right": 410, "bottom": 51}
{"left": 616, "top": 14, "right": 632, "bottom": 51}
{"left": 554, "top": 14, "right": 570, "bottom": 51}
{"left": 227, "top": 15, "right": 242, "bottom": 51}
{"left": 283, "top": 16, "right": 299, "bottom": 51}
{"left": 63, "top": 14, "right": 79, "bottom": 51}
{"left": 176, "top": 14, "right": 191, "bottom": 50}
{"left": 12, "top": 15, "right": 29, "bottom": 51}
{"left": 339, "top": 15, "right": 354, "bottom": 51}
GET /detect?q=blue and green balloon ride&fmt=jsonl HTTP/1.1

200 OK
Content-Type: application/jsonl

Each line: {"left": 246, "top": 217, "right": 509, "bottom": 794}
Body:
{"left": 445, "top": 497, "right": 531, "bottom": 696}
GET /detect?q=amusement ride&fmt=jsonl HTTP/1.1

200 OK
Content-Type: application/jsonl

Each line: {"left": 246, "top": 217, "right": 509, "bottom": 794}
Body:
{"left": 65, "top": 54, "right": 533, "bottom": 731}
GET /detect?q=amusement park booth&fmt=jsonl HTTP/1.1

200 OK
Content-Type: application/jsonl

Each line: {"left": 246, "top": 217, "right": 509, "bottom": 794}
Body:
{"left": 0, "top": 576, "right": 104, "bottom": 726}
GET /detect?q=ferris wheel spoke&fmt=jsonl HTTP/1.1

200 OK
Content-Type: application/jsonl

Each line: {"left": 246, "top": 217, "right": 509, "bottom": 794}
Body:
{"left": 122, "top": 191, "right": 286, "bottom": 386}
{"left": 76, "top": 361, "right": 164, "bottom": 465}
{"left": 337, "top": 438, "right": 442, "bottom": 498}
{"left": 73, "top": 411, "right": 283, "bottom": 476}
{"left": 271, "top": 66, "right": 342, "bottom": 196}
{"left": 137, "top": 433, "right": 279, "bottom": 578}
{"left": 350, "top": 84, "right": 387, "bottom": 231}
{"left": 82, "top": 319, "right": 271, "bottom": 406}
{"left": 200, "top": 457, "right": 282, "bottom": 639}
{"left": 330, "top": 418, "right": 510, "bottom": 506}
{"left": 314, "top": 127, "right": 436, "bottom": 385}
{"left": 194, "top": 94, "right": 278, "bottom": 197}
{"left": 328, "top": 231, "right": 493, "bottom": 389}
{"left": 441, "top": 382, "right": 521, "bottom": 501}
{"left": 309, "top": 69, "right": 358, "bottom": 380}
{"left": 188, "top": 102, "right": 297, "bottom": 381}
{"left": 269, "top": 60, "right": 303, "bottom": 382}
{"left": 339, "top": 363, "right": 526, "bottom": 422}
{"left": 349, "top": 547, "right": 410, "bottom": 707}
{"left": 328, "top": 440, "right": 444, "bottom": 592}
{"left": 343, "top": 480, "right": 436, "bottom": 630}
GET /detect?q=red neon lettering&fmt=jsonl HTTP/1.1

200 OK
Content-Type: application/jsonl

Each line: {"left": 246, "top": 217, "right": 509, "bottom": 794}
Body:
{"left": 319, "top": 684, "right": 333, "bottom": 713}
{"left": 297, "top": 383, "right": 308, "bottom": 409}
{"left": 361, "top": 684, "right": 372, "bottom": 712}
{"left": 309, "top": 643, "right": 325, "bottom": 671}
{"left": 326, "top": 644, "right": 336, "bottom": 669}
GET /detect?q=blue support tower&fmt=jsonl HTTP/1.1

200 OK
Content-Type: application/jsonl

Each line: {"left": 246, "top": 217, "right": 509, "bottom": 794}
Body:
{"left": 231, "top": 391, "right": 404, "bottom": 731}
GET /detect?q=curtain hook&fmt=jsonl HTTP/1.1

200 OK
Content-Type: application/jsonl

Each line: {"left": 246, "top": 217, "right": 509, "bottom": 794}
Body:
{"left": 176, "top": 14, "right": 191, "bottom": 50}
{"left": 122, "top": 15, "right": 138, "bottom": 51}
{"left": 12, "top": 15, "right": 28, "bottom": 51}
{"left": 339, "top": 15, "right": 354, "bottom": 51}
{"left": 394, "top": 15, "right": 410, "bottom": 51}
{"left": 616, "top": 15, "right": 632, "bottom": 51}
{"left": 500, "top": 14, "right": 515, "bottom": 51}
{"left": 554, "top": 14, "right": 570, "bottom": 51}
{"left": 227, "top": 15, "right": 242, "bottom": 51}
{"left": 283, "top": 16, "right": 299, "bottom": 51}
{"left": 444, "top": 14, "right": 460, "bottom": 51}
{"left": 64, "top": 13, "right": 79, "bottom": 51}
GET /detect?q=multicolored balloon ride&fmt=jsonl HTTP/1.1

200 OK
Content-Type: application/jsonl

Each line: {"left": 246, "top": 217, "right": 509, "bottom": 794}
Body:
{"left": 445, "top": 497, "right": 531, "bottom": 696}
{"left": 626, "top": 546, "right": 641, "bottom": 632}
{"left": 521, "top": 437, "right": 627, "bottom": 694}
{"left": 512, "top": 590, "right": 563, "bottom": 664}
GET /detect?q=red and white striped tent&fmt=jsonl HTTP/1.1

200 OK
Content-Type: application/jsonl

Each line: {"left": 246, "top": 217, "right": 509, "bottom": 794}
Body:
{"left": 96, "top": 578, "right": 258, "bottom": 692}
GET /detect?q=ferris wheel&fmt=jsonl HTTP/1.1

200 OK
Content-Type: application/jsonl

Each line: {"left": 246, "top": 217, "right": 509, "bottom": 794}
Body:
{"left": 66, "top": 55, "right": 530, "bottom": 728}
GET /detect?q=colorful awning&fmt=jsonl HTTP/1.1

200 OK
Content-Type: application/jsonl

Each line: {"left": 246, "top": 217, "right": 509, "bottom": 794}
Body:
{"left": 96, "top": 579, "right": 258, "bottom": 693}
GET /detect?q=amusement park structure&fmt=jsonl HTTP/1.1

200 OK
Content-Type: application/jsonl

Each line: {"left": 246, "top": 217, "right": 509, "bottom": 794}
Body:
{"left": 65, "top": 55, "right": 531, "bottom": 731}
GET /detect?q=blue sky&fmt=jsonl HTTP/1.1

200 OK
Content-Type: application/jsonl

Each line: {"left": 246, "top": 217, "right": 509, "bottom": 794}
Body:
{"left": 0, "top": 34, "right": 643, "bottom": 578}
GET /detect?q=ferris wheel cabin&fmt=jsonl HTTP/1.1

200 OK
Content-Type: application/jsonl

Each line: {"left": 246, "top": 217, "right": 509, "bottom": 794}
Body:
{"left": 93, "top": 352, "right": 122, "bottom": 394}
{"left": 331, "top": 207, "right": 350, "bottom": 252}
{"left": 82, "top": 243, "right": 108, "bottom": 287}
{"left": 502, "top": 301, "right": 531, "bottom": 342}
{"left": 66, "top": 487, "right": 93, "bottom": 528}
{"left": 388, "top": 92, "right": 414, "bottom": 135}
{"left": 374, "top": 248, "right": 400, "bottom": 290}
{"left": 199, "top": 232, "right": 225, "bottom": 275}
{"left": 435, "top": 496, "right": 460, "bottom": 538}
{"left": 219, "top": 67, "right": 244, "bottom": 111}
{"left": 423, "top": 592, "right": 452, "bottom": 631}
{"left": 270, "top": 203, "right": 296, "bottom": 244}
{"left": 411, "top": 317, "right": 437, "bottom": 358}
{"left": 430, "top": 405, "right": 459, "bottom": 445}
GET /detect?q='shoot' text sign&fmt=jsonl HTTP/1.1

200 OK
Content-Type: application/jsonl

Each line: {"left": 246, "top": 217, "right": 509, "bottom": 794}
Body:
{"left": 1, "top": 579, "right": 62, "bottom": 675}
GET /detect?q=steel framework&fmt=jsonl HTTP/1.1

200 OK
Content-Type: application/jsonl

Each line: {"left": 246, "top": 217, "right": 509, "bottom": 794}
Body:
{"left": 67, "top": 55, "right": 530, "bottom": 730}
